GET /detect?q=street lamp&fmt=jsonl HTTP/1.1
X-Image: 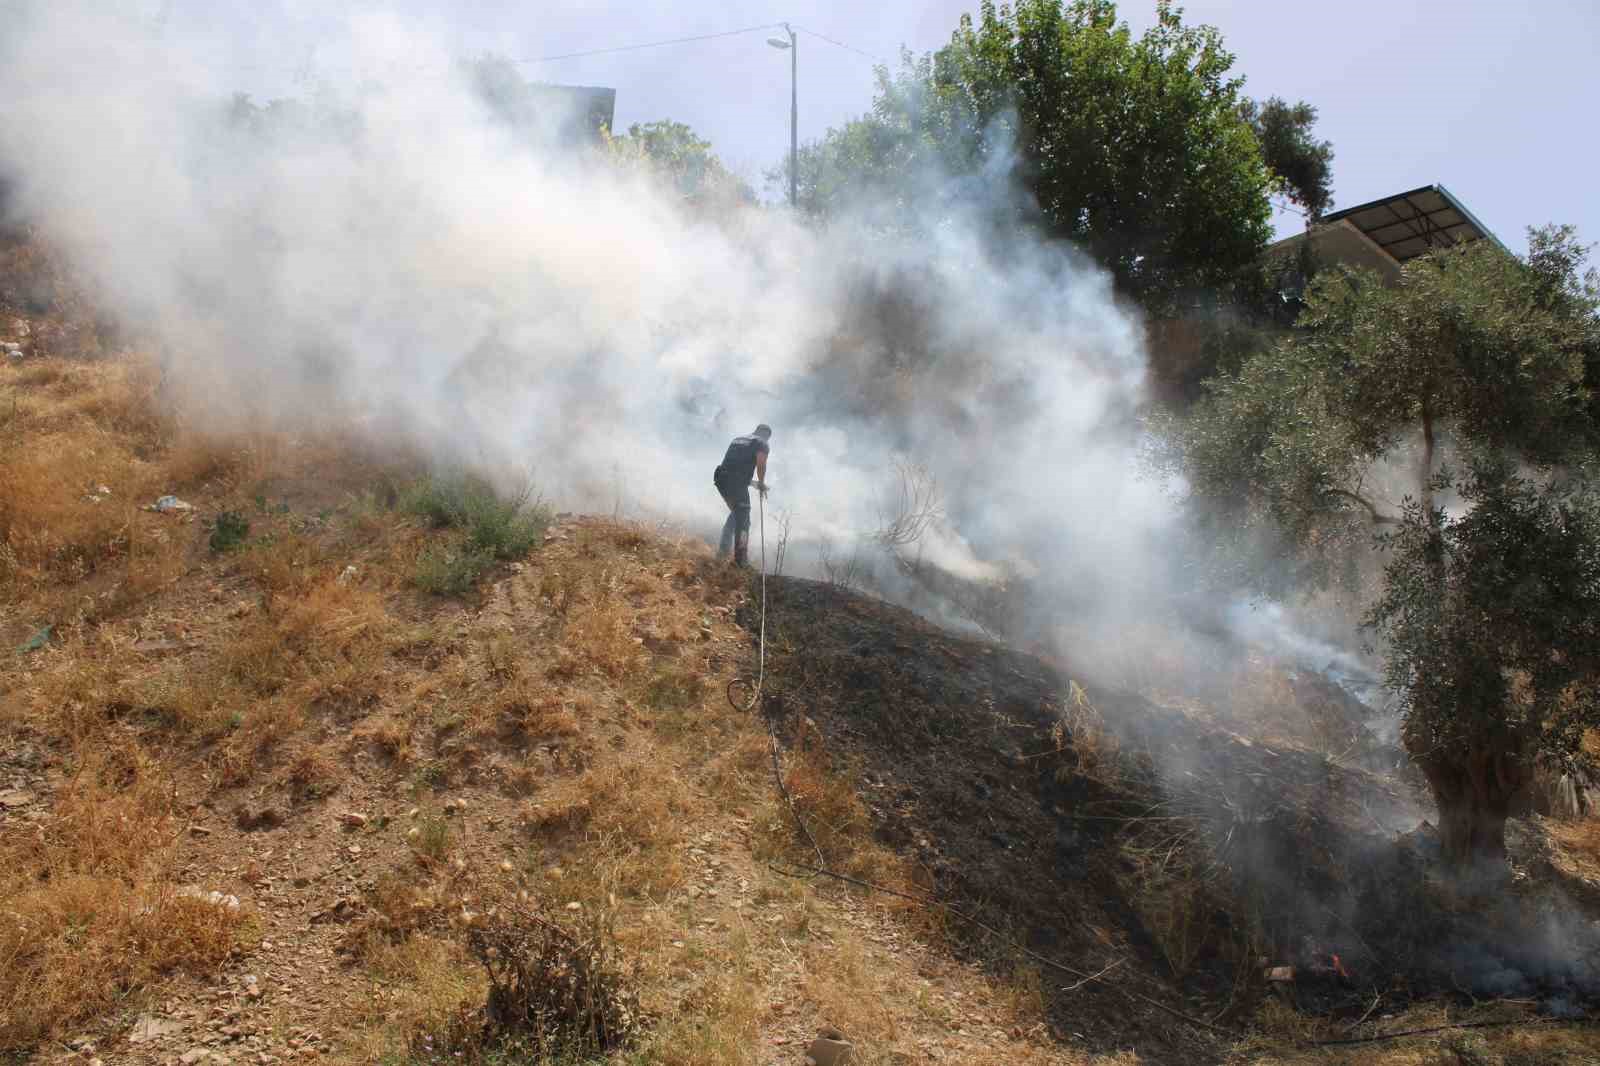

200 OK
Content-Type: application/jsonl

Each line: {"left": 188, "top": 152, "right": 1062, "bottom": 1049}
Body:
{"left": 767, "top": 24, "right": 796, "bottom": 209}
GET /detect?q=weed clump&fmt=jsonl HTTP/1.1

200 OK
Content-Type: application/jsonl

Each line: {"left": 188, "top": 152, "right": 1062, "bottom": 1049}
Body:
{"left": 405, "top": 474, "right": 548, "bottom": 595}
{"left": 209, "top": 509, "right": 250, "bottom": 553}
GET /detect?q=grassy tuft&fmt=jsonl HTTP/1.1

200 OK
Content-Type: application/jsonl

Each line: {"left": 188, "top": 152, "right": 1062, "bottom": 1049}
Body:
{"left": 414, "top": 545, "right": 496, "bottom": 596}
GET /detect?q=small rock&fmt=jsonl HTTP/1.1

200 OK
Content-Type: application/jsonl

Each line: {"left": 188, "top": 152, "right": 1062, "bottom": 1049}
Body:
{"left": 190, "top": 825, "right": 213, "bottom": 838}
{"left": 0, "top": 789, "right": 34, "bottom": 808}
{"left": 499, "top": 860, "right": 514, "bottom": 873}
{"left": 180, "top": 1048, "right": 210, "bottom": 1064}
{"left": 566, "top": 901, "right": 582, "bottom": 911}
{"left": 806, "top": 1027, "right": 855, "bottom": 1066}
{"left": 335, "top": 565, "right": 358, "bottom": 585}
{"left": 176, "top": 887, "right": 240, "bottom": 911}
{"left": 338, "top": 812, "right": 367, "bottom": 829}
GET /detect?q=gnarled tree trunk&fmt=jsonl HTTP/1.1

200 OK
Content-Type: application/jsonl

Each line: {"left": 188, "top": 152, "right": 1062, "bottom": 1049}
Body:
{"left": 1416, "top": 743, "right": 1527, "bottom": 869}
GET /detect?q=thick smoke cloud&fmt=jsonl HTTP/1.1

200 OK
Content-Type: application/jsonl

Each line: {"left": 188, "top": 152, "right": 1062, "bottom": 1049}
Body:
{"left": 0, "top": 1, "right": 1174, "bottom": 622}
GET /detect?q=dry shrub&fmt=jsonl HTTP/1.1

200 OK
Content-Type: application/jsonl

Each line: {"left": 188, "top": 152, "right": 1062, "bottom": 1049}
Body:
{"left": 490, "top": 679, "right": 581, "bottom": 745}
{"left": 344, "top": 874, "right": 448, "bottom": 960}
{"left": 1060, "top": 680, "right": 1121, "bottom": 785}
{"left": 772, "top": 740, "right": 876, "bottom": 870}
{"left": 362, "top": 713, "right": 416, "bottom": 765}
{"left": 1117, "top": 816, "right": 1226, "bottom": 980}
{"left": 0, "top": 747, "right": 240, "bottom": 1050}
{"left": 410, "top": 903, "right": 640, "bottom": 1064}
{"left": 278, "top": 744, "right": 338, "bottom": 801}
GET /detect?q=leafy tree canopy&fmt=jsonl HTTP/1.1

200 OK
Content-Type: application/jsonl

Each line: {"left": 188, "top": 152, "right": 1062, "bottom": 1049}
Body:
{"left": 605, "top": 120, "right": 751, "bottom": 205}
{"left": 1239, "top": 96, "right": 1334, "bottom": 219}
{"left": 784, "top": 0, "right": 1275, "bottom": 313}
{"left": 1171, "top": 226, "right": 1600, "bottom": 866}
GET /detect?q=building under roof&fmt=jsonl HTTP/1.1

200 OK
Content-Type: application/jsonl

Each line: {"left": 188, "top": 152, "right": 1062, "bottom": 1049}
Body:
{"left": 1266, "top": 183, "right": 1506, "bottom": 282}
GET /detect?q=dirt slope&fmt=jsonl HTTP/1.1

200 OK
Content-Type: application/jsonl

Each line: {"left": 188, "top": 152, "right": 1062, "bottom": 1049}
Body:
{"left": 3, "top": 337, "right": 1599, "bottom": 1066}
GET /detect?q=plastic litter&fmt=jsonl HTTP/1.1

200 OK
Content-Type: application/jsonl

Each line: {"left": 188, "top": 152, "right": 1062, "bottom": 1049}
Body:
{"left": 16, "top": 625, "right": 52, "bottom": 654}
{"left": 147, "top": 495, "right": 194, "bottom": 513}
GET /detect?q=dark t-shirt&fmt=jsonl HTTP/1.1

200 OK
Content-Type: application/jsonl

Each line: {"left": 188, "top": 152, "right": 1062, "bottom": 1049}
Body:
{"left": 716, "top": 435, "right": 769, "bottom": 487}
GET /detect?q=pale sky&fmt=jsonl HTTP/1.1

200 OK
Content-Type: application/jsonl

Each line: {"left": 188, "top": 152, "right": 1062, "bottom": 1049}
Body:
{"left": 179, "top": 1, "right": 1599, "bottom": 254}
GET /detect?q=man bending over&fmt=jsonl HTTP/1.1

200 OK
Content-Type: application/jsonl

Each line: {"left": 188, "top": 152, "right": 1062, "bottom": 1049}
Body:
{"left": 714, "top": 423, "right": 770, "bottom": 567}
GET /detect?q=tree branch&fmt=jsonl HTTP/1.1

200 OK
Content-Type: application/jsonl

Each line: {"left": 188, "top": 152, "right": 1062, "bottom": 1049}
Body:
{"left": 1327, "top": 487, "right": 1401, "bottom": 525}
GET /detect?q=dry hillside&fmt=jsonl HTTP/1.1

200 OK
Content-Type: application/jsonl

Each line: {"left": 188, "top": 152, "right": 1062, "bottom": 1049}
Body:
{"left": 2, "top": 259, "right": 1599, "bottom": 1065}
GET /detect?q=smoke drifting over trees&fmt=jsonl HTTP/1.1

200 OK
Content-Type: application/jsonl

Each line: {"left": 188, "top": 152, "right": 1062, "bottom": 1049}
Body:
{"left": 0, "top": 1, "right": 1172, "bottom": 628}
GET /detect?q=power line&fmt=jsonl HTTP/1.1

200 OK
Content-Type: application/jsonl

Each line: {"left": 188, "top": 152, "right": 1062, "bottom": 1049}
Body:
{"left": 520, "top": 22, "right": 785, "bottom": 65}
{"left": 793, "top": 25, "right": 884, "bottom": 64}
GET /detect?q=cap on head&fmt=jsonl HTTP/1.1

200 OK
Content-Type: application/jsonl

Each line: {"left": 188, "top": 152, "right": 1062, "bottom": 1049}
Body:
{"left": 754, "top": 423, "right": 772, "bottom": 440}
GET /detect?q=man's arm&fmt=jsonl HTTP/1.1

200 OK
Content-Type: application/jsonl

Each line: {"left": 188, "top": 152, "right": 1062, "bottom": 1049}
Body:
{"left": 755, "top": 449, "right": 768, "bottom": 491}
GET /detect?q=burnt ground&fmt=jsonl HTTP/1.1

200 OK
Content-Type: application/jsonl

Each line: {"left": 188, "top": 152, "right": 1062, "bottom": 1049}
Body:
{"left": 741, "top": 576, "right": 1600, "bottom": 1063}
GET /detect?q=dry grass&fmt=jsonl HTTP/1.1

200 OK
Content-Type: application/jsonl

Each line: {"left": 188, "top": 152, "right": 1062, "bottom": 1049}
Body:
{"left": 1241, "top": 1000, "right": 1600, "bottom": 1064}
{"left": 0, "top": 745, "right": 243, "bottom": 1050}
{"left": 348, "top": 934, "right": 485, "bottom": 1059}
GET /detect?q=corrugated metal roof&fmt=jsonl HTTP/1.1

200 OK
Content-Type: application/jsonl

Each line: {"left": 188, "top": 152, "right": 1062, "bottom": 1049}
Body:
{"left": 1318, "top": 184, "right": 1506, "bottom": 263}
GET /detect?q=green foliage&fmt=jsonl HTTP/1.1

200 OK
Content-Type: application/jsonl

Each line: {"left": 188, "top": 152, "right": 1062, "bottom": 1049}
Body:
{"left": 209, "top": 510, "right": 251, "bottom": 553}
{"left": 1369, "top": 463, "right": 1600, "bottom": 772}
{"left": 413, "top": 545, "right": 496, "bottom": 597}
{"left": 786, "top": 0, "right": 1274, "bottom": 313}
{"left": 413, "top": 812, "right": 451, "bottom": 862}
{"left": 1239, "top": 96, "right": 1334, "bottom": 218}
{"left": 1172, "top": 227, "right": 1600, "bottom": 863}
{"left": 604, "top": 120, "right": 750, "bottom": 204}
{"left": 405, "top": 473, "right": 548, "bottom": 560}
{"left": 406, "top": 473, "right": 548, "bottom": 596}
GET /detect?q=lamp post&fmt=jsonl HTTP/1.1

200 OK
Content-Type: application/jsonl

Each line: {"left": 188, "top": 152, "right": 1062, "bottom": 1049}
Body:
{"left": 766, "top": 24, "right": 797, "bottom": 208}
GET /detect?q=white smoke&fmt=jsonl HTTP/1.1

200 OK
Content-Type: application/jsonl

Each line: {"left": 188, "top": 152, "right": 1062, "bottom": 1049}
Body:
{"left": 0, "top": 2, "right": 1172, "bottom": 619}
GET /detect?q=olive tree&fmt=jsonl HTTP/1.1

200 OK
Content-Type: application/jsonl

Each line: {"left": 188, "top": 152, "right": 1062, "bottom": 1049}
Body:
{"left": 1173, "top": 227, "right": 1600, "bottom": 868}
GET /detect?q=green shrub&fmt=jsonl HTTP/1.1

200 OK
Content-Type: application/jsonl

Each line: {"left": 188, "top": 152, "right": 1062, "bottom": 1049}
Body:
{"left": 407, "top": 473, "right": 549, "bottom": 595}
{"left": 209, "top": 510, "right": 251, "bottom": 553}
{"left": 405, "top": 473, "right": 549, "bottom": 560}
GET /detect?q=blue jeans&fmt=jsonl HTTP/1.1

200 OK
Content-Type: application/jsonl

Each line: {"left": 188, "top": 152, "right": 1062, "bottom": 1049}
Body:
{"left": 715, "top": 476, "right": 750, "bottom": 564}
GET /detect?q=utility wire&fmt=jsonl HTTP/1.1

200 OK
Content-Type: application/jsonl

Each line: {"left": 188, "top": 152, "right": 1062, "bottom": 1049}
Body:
{"left": 793, "top": 25, "right": 885, "bottom": 64}
{"left": 520, "top": 22, "right": 785, "bottom": 65}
